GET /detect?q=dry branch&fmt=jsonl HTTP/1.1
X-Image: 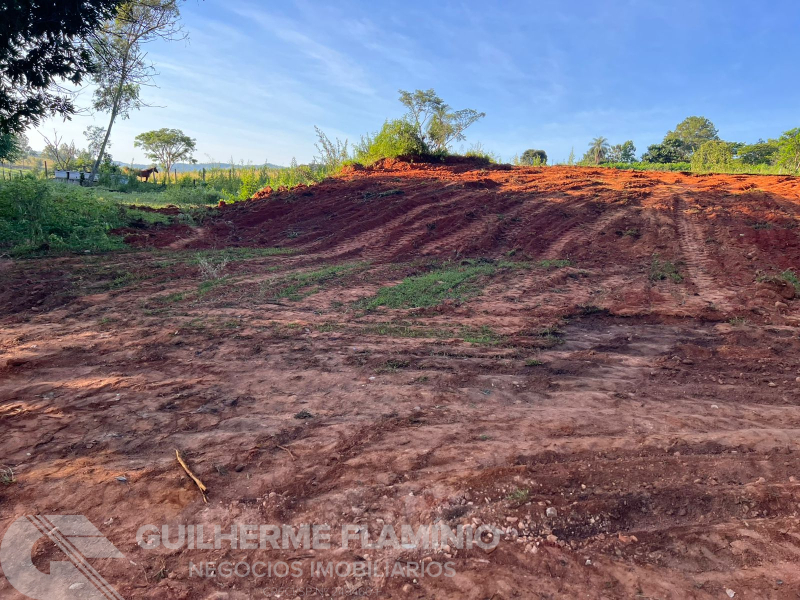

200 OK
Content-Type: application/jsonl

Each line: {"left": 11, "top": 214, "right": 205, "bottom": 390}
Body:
{"left": 175, "top": 449, "right": 208, "bottom": 503}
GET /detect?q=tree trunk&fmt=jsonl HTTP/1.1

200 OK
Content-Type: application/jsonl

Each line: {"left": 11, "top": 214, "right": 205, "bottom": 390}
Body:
{"left": 89, "top": 93, "right": 121, "bottom": 185}
{"left": 89, "top": 56, "right": 129, "bottom": 186}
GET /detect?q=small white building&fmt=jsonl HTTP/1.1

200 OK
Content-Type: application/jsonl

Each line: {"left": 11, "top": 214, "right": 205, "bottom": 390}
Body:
{"left": 54, "top": 171, "right": 100, "bottom": 185}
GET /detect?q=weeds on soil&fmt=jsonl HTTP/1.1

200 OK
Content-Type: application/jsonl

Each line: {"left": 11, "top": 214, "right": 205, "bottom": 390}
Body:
{"left": 650, "top": 254, "right": 684, "bottom": 283}
{"left": 197, "top": 256, "right": 228, "bottom": 280}
{"left": 0, "top": 466, "right": 16, "bottom": 485}
{"left": 361, "top": 262, "right": 495, "bottom": 310}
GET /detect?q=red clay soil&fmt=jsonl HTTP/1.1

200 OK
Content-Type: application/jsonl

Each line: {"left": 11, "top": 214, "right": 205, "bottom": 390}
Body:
{"left": 1, "top": 162, "right": 800, "bottom": 600}
{"left": 144, "top": 159, "right": 800, "bottom": 269}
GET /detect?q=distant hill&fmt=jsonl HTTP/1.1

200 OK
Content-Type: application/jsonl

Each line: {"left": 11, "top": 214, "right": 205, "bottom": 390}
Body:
{"left": 115, "top": 161, "right": 285, "bottom": 172}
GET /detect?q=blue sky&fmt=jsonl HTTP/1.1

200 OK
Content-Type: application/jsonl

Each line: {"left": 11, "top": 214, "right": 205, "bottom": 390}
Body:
{"left": 33, "top": 0, "right": 800, "bottom": 165}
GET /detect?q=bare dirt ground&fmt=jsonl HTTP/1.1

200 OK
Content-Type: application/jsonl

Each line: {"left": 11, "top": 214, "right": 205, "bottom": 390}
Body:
{"left": 2, "top": 162, "right": 800, "bottom": 599}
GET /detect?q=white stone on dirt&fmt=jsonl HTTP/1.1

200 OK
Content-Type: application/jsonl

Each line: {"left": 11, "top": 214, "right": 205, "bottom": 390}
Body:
{"left": 546, "top": 507, "right": 557, "bottom": 518}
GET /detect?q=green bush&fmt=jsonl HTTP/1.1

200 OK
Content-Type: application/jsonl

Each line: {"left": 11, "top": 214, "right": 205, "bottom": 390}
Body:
{"left": 0, "top": 177, "right": 170, "bottom": 256}
{"left": 520, "top": 149, "right": 547, "bottom": 165}
{"left": 353, "top": 119, "right": 429, "bottom": 164}
{"left": 465, "top": 142, "right": 500, "bottom": 163}
{"left": 691, "top": 141, "right": 736, "bottom": 172}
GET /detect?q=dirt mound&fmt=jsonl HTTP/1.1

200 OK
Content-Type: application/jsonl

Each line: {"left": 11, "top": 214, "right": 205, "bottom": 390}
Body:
{"left": 143, "top": 163, "right": 800, "bottom": 270}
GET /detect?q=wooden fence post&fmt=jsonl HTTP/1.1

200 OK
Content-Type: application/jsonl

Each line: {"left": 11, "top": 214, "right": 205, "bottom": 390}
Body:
{"left": 44, "top": 161, "right": 48, "bottom": 179}
{"left": 174, "top": 168, "right": 177, "bottom": 184}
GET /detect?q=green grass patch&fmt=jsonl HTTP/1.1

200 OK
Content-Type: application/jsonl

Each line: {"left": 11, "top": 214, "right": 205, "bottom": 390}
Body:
{"left": 365, "top": 323, "right": 451, "bottom": 339}
{"left": 361, "top": 263, "right": 496, "bottom": 309}
{"left": 381, "top": 359, "right": 410, "bottom": 373}
{"left": 649, "top": 255, "right": 683, "bottom": 283}
{"left": 781, "top": 269, "right": 800, "bottom": 292}
{"left": 460, "top": 325, "right": 503, "bottom": 345}
{"left": 198, "top": 277, "right": 229, "bottom": 297}
{"left": 537, "top": 259, "right": 573, "bottom": 269}
{"left": 507, "top": 488, "right": 530, "bottom": 505}
{"left": 155, "top": 291, "right": 187, "bottom": 304}
{"left": 268, "top": 263, "right": 362, "bottom": 301}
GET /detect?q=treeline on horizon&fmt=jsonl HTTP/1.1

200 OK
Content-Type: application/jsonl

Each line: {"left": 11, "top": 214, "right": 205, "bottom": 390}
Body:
{"left": 549, "top": 116, "right": 800, "bottom": 175}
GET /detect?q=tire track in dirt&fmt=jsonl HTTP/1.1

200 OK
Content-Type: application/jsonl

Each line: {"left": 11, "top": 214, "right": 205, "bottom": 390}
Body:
{"left": 541, "top": 207, "right": 629, "bottom": 260}
{"left": 311, "top": 184, "right": 475, "bottom": 262}
{"left": 310, "top": 198, "right": 441, "bottom": 261}
{"left": 371, "top": 189, "right": 506, "bottom": 261}
{"left": 417, "top": 194, "right": 533, "bottom": 259}
{"left": 674, "top": 196, "right": 739, "bottom": 311}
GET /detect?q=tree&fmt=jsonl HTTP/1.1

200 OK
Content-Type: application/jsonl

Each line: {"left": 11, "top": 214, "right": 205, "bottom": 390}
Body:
{"left": 0, "top": 0, "right": 123, "bottom": 133}
{"left": 41, "top": 131, "right": 78, "bottom": 170}
{"left": 737, "top": 139, "right": 778, "bottom": 165}
{"left": 17, "top": 133, "right": 32, "bottom": 158}
{"left": 75, "top": 149, "right": 96, "bottom": 170}
{"left": 567, "top": 147, "right": 575, "bottom": 166}
{"left": 776, "top": 128, "right": 800, "bottom": 173}
{"left": 586, "top": 137, "right": 610, "bottom": 164}
{"left": 134, "top": 128, "right": 196, "bottom": 175}
{"left": 520, "top": 149, "right": 547, "bottom": 165}
{"left": 607, "top": 140, "right": 636, "bottom": 163}
{"left": 641, "top": 139, "right": 687, "bottom": 163}
{"left": 398, "top": 89, "right": 485, "bottom": 152}
{"left": 88, "top": 0, "right": 184, "bottom": 183}
{"left": 691, "top": 140, "right": 735, "bottom": 172}
{"left": 85, "top": 125, "right": 111, "bottom": 161}
{"left": 0, "top": 133, "right": 24, "bottom": 162}
{"left": 664, "top": 116, "right": 719, "bottom": 158}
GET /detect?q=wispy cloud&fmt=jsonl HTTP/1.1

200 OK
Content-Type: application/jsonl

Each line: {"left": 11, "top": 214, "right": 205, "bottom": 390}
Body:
{"left": 228, "top": 4, "right": 375, "bottom": 97}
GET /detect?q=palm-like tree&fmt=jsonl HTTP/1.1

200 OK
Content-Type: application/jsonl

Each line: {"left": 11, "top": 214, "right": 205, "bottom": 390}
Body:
{"left": 589, "top": 137, "right": 610, "bottom": 164}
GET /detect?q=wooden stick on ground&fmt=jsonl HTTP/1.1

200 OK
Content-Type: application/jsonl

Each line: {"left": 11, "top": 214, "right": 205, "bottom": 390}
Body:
{"left": 277, "top": 445, "right": 295, "bottom": 460}
{"left": 176, "top": 449, "right": 208, "bottom": 503}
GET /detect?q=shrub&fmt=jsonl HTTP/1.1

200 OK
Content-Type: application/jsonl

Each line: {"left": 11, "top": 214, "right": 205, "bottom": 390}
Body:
{"left": 520, "top": 149, "right": 547, "bottom": 165}
{"left": 0, "top": 177, "right": 170, "bottom": 256}
{"left": 691, "top": 141, "right": 736, "bottom": 172}
{"left": 353, "top": 119, "right": 428, "bottom": 164}
{"left": 641, "top": 139, "right": 688, "bottom": 163}
{"left": 776, "top": 128, "right": 800, "bottom": 173}
{"left": 464, "top": 142, "right": 500, "bottom": 163}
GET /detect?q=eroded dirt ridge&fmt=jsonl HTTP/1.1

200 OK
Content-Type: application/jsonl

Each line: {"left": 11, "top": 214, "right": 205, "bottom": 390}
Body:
{"left": 1, "top": 163, "right": 800, "bottom": 599}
